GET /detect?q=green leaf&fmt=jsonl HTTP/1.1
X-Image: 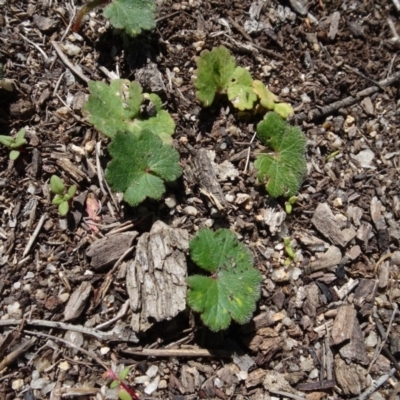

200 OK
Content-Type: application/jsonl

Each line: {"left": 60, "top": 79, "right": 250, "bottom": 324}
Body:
{"left": 67, "top": 185, "right": 77, "bottom": 199}
{"left": 110, "top": 380, "right": 120, "bottom": 389}
{"left": 52, "top": 194, "right": 64, "bottom": 206}
{"left": 252, "top": 80, "right": 278, "bottom": 110}
{"left": 274, "top": 102, "right": 294, "bottom": 119}
{"left": 50, "top": 175, "right": 65, "bottom": 195}
{"left": 118, "top": 367, "right": 130, "bottom": 381}
{"left": 58, "top": 201, "right": 69, "bottom": 216}
{"left": 84, "top": 80, "right": 175, "bottom": 143}
{"left": 105, "top": 130, "right": 182, "bottom": 207}
{"left": 103, "top": 0, "right": 156, "bottom": 37}
{"left": 118, "top": 389, "right": 133, "bottom": 400}
{"left": 227, "top": 67, "right": 257, "bottom": 111}
{"left": 15, "top": 128, "right": 26, "bottom": 142}
{"left": 0, "top": 135, "right": 14, "bottom": 147}
{"left": 187, "top": 228, "right": 262, "bottom": 331}
{"left": 194, "top": 46, "right": 237, "bottom": 107}
{"left": 9, "top": 150, "right": 20, "bottom": 160}
{"left": 254, "top": 112, "right": 307, "bottom": 198}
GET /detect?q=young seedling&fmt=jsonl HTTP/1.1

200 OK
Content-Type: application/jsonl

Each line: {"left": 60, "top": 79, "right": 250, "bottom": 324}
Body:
{"left": 73, "top": 0, "right": 156, "bottom": 37}
{"left": 0, "top": 128, "right": 27, "bottom": 160}
{"left": 103, "top": 367, "right": 140, "bottom": 400}
{"left": 187, "top": 228, "right": 263, "bottom": 331}
{"left": 254, "top": 112, "right": 307, "bottom": 198}
{"left": 83, "top": 79, "right": 175, "bottom": 144}
{"left": 194, "top": 45, "right": 293, "bottom": 116}
{"left": 284, "top": 237, "right": 295, "bottom": 266}
{"left": 285, "top": 196, "right": 298, "bottom": 214}
{"left": 105, "top": 129, "right": 182, "bottom": 207}
{"left": 50, "top": 175, "right": 77, "bottom": 217}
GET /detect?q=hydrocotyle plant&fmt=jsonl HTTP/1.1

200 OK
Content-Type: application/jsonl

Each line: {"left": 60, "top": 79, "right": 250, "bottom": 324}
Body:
{"left": 254, "top": 112, "right": 307, "bottom": 198}
{"left": 50, "top": 175, "right": 77, "bottom": 217}
{"left": 105, "top": 129, "right": 182, "bottom": 207}
{"left": 83, "top": 79, "right": 175, "bottom": 144}
{"left": 193, "top": 45, "right": 294, "bottom": 117}
{"left": 187, "top": 228, "right": 263, "bottom": 331}
{"left": 103, "top": 367, "right": 140, "bottom": 400}
{"left": 0, "top": 128, "right": 27, "bottom": 160}
{"left": 73, "top": 0, "right": 156, "bottom": 37}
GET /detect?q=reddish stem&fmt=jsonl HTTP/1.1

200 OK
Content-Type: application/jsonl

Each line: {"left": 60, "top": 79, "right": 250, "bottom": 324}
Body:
{"left": 72, "top": 0, "right": 111, "bottom": 32}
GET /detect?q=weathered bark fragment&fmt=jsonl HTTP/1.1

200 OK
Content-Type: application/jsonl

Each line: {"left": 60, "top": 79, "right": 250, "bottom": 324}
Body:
{"left": 126, "top": 221, "right": 189, "bottom": 332}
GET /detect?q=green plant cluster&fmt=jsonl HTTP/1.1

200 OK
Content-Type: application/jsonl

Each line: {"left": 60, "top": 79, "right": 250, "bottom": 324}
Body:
{"left": 73, "top": 0, "right": 156, "bottom": 37}
{"left": 0, "top": 128, "right": 27, "bottom": 160}
{"left": 83, "top": 79, "right": 181, "bottom": 207}
{"left": 194, "top": 45, "right": 294, "bottom": 118}
{"left": 50, "top": 175, "right": 77, "bottom": 217}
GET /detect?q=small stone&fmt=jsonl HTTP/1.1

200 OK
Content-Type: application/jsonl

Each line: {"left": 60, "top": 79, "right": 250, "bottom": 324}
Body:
{"left": 58, "top": 293, "right": 70, "bottom": 303}
{"left": 144, "top": 376, "right": 160, "bottom": 395}
{"left": 146, "top": 365, "right": 159, "bottom": 378}
{"left": 158, "top": 379, "right": 167, "bottom": 389}
{"left": 289, "top": 267, "right": 302, "bottom": 281}
{"left": 60, "top": 41, "right": 81, "bottom": 56}
{"left": 352, "top": 149, "right": 375, "bottom": 168}
{"left": 184, "top": 206, "right": 198, "bottom": 216}
{"left": 100, "top": 347, "right": 110, "bottom": 355}
{"left": 271, "top": 268, "right": 289, "bottom": 282}
{"left": 309, "top": 368, "right": 319, "bottom": 379}
{"left": 58, "top": 361, "right": 70, "bottom": 371}
{"left": 7, "top": 302, "right": 22, "bottom": 319}
{"left": 214, "top": 377, "right": 224, "bottom": 388}
{"left": 134, "top": 375, "right": 150, "bottom": 384}
{"left": 225, "top": 193, "right": 236, "bottom": 203}
{"left": 365, "top": 331, "right": 377, "bottom": 349}
{"left": 12, "top": 379, "right": 24, "bottom": 391}
{"left": 165, "top": 195, "right": 177, "bottom": 208}
{"left": 33, "top": 15, "right": 58, "bottom": 32}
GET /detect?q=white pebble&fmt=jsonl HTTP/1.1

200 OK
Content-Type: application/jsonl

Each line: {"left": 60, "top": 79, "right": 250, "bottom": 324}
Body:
{"left": 144, "top": 376, "right": 160, "bottom": 395}
{"left": 146, "top": 365, "right": 159, "bottom": 378}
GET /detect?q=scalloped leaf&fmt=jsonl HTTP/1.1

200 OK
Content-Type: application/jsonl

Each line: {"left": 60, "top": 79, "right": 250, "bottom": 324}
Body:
{"left": 84, "top": 79, "right": 175, "bottom": 143}
{"left": 227, "top": 67, "right": 257, "bottom": 110}
{"left": 194, "top": 46, "right": 237, "bottom": 107}
{"left": 252, "top": 80, "right": 278, "bottom": 109}
{"left": 254, "top": 112, "right": 307, "bottom": 198}
{"left": 187, "top": 228, "right": 262, "bottom": 331}
{"left": 105, "top": 129, "right": 182, "bottom": 207}
{"left": 103, "top": 0, "right": 156, "bottom": 37}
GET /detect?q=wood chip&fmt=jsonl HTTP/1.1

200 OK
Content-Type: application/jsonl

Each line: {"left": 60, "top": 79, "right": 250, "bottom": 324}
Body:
{"left": 339, "top": 317, "right": 369, "bottom": 365}
{"left": 86, "top": 231, "right": 138, "bottom": 270}
{"left": 305, "top": 245, "right": 342, "bottom": 273}
{"left": 331, "top": 305, "right": 356, "bottom": 345}
{"left": 354, "top": 279, "right": 378, "bottom": 316}
{"left": 126, "top": 221, "right": 189, "bottom": 332}
{"left": 56, "top": 158, "right": 87, "bottom": 182}
{"left": 64, "top": 281, "right": 92, "bottom": 321}
{"left": 312, "top": 203, "right": 356, "bottom": 247}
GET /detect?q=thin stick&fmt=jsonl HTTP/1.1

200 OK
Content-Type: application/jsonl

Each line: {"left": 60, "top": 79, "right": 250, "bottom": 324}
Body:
{"left": 51, "top": 41, "right": 90, "bottom": 83}
{"left": 122, "top": 348, "right": 232, "bottom": 358}
{"left": 60, "top": 0, "right": 77, "bottom": 42}
{"left": 19, "top": 34, "right": 49, "bottom": 61}
{"left": 0, "top": 338, "right": 37, "bottom": 371}
{"left": 24, "top": 329, "right": 109, "bottom": 370}
{"left": 244, "top": 131, "right": 257, "bottom": 173}
{"left": 95, "top": 299, "right": 130, "bottom": 331}
{"left": 353, "top": 368, "right": 396, "bottom": 400}
{"left": 23, "top": 213, "right": 47, "bottom": 257}
{"left": 368, "top": 304, "right": 398, "bottom": 373}
{"left": 0, "top": 319, "right": 138, "bottom": 343}
{"left": 295, "top": 70, "right": 400, "bottom": 123}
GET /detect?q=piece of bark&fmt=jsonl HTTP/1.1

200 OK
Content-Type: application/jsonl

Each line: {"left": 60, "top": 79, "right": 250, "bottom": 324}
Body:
{"left": 328, "top": 11, "right": 341, "bottom": 40}
{"left": 246, "top": 369, "right": 265, "bottom": 388}
{"left": 370, "top": 196, "right": 389, "bottom": 251}
{"left": 339, "top": 318, "right": 369, "bottom": 365}
{"left": 312, "top": 203, "right": 356, "bottom": 247}
{"left": 302, "top": 283, "right": 320, "bottom": 318}
{"left": 378, "top": 261, "right": 390, "bottom": 289}
{"left": 357, "top": 222, "right": 372, "bottom": 243}
{"left": 64, "top": 281, "right": 92, "bottom": 321}
{"left": 354, "top": 279, "right": 378, "bottom": 316}
{"left": 56, "top": 158, "right": 87, "bottom": 182}
{"left": 331, "top": 305, "right": 356, "bottom": 345}
{"left": 305, "top": 245, "right": 342, "bottom": 273}
{"left": 334, "top": 355, "right": 371, "bottom": 395}
{"left": 86, "top": 231, "right": 138, "bottom": 270}
{"left": 192, "top": 147, "right": 228, "bottom": 211}
{"left": 126, "top": 221, "right": 189, "bottom": 332}
{"left": 263, "top": 370, "right": 304, "bottom": 396}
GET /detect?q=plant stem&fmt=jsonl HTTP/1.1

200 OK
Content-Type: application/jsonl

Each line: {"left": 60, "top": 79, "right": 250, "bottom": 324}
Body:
{"left": 72, "top": 0, "right": 111, "bottom": 32}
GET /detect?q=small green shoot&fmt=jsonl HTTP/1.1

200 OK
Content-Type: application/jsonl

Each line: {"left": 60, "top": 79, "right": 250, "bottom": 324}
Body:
{"left": 73, "top": 0, "right": 156, "bottom": 37}
{"left": 187, "top": 228, "right": 263, "bottom": 331}
{"left": 50, "top": 175, "right": 77, "bottom": 217}
{"left": 326, "top": 150, "right": 340, "bottom": 161}
{"left": 0, "top": 128, "right": 27, "bottom": 160}
{"left": 254, "top": 112, "right": 307, "bottom": 198}
{"left": 105, "top": 129, "right": 182, "bottom": 207}
{"left": 194, "top": 46, "right": 293, "bottom": 115}
{"left": 83, "top": 79, "right": 175, "bottom": 144}
{"left": 103, "top": 367, "right": 140, "bottom": 400}
{"left": 285, "top": 196, "right": 298, "bottom": 214}
{"left": 284, "top": 237, "right": 295, "bottom": 266}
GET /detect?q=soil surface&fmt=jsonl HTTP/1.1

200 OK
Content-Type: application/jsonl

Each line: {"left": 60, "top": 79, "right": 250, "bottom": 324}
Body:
{"left": 1, "top": 0, "right": 400, "bottom": 399}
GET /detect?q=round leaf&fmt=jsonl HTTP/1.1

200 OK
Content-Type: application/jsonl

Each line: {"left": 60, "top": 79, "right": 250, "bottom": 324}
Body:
{"left": 50, "top": 175, "right": 65, "bottom": 194}
{"left": 9, "top": 150, "right": 20, "bottom": 160}
{"left": 58, "top": 201, "right": 69, "bottom": 216}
